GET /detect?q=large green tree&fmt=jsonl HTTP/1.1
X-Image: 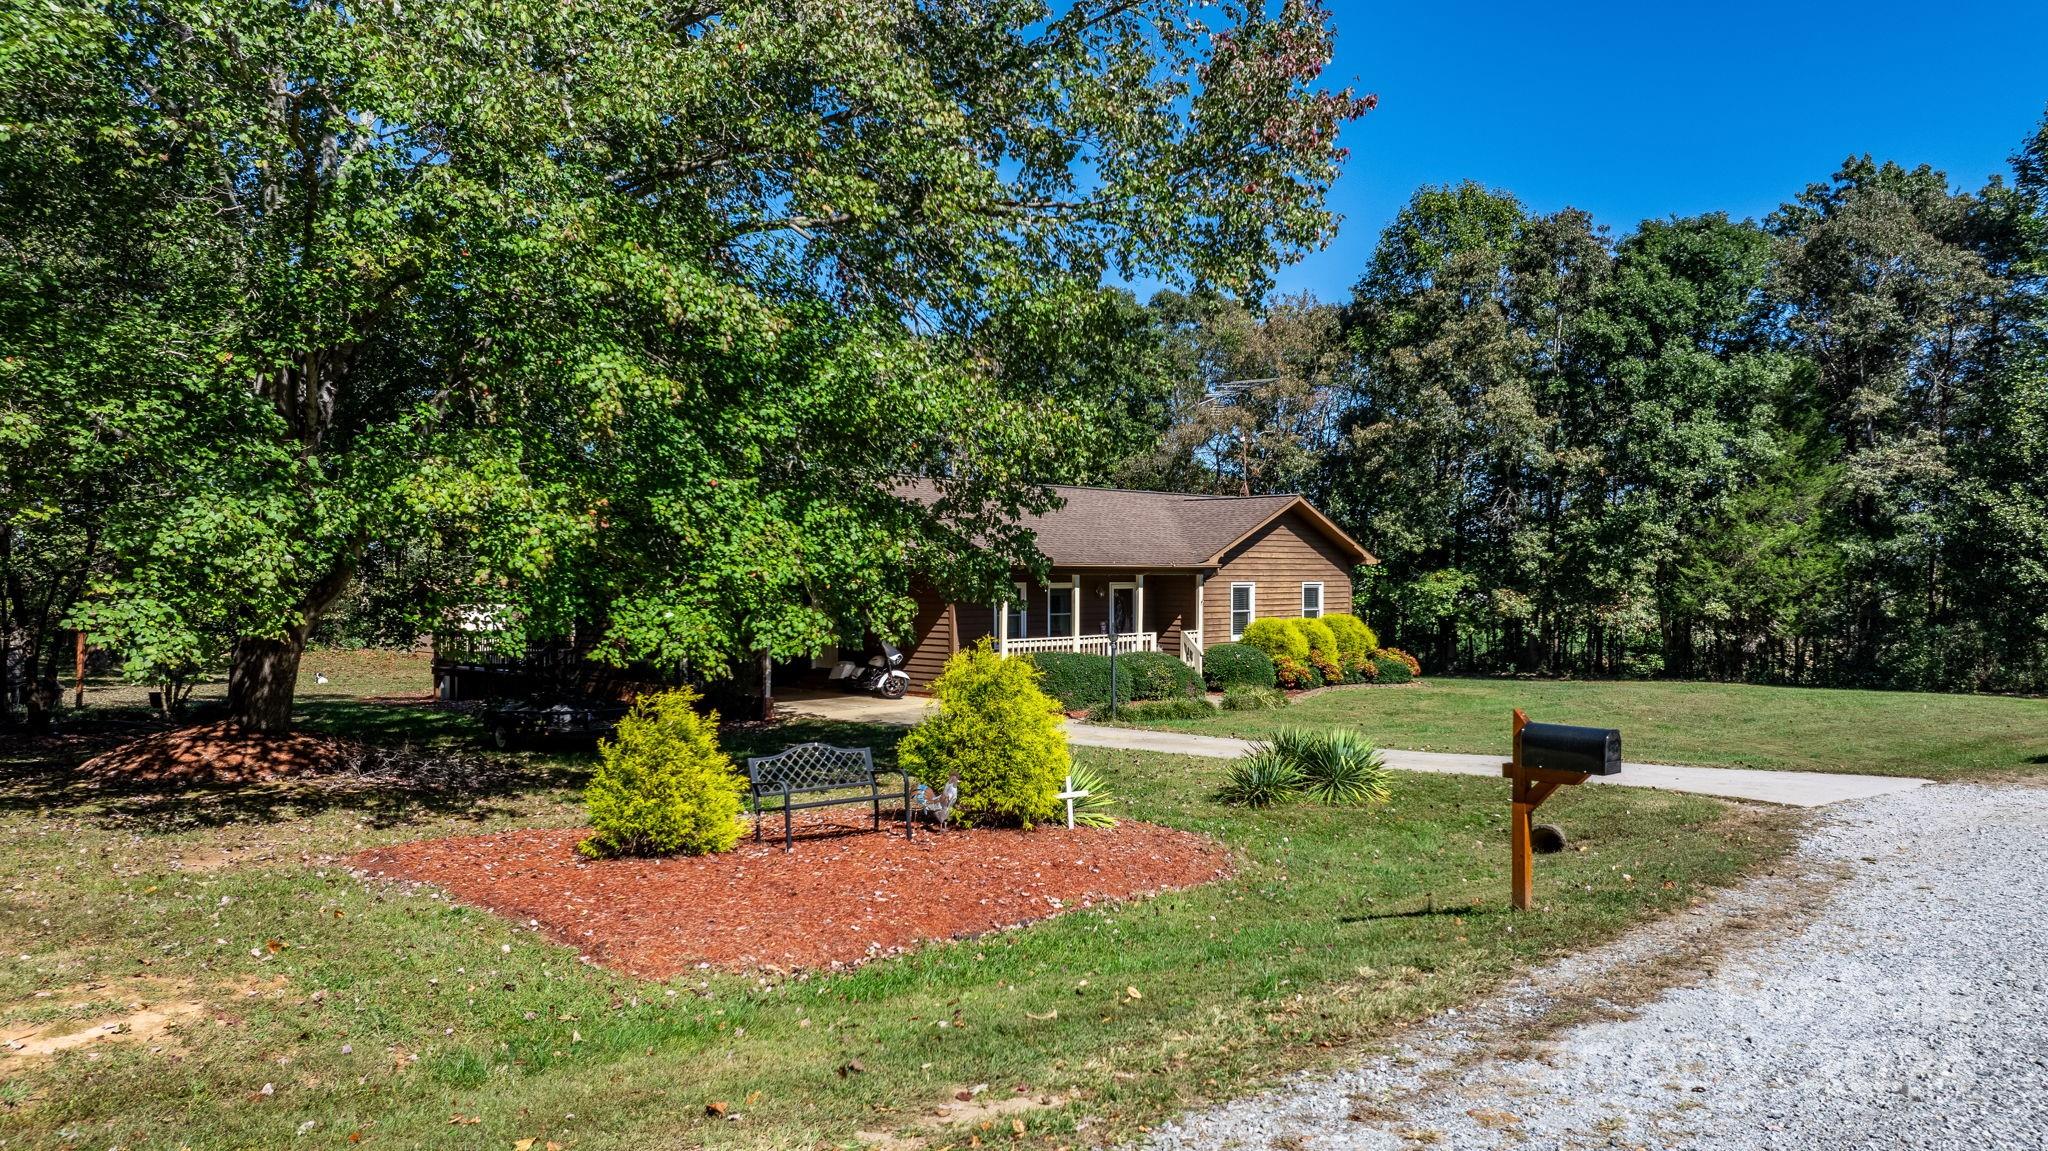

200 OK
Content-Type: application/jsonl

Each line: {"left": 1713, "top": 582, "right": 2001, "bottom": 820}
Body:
{"left": 4, "top": 0, "right": 1369, "bottom": 731}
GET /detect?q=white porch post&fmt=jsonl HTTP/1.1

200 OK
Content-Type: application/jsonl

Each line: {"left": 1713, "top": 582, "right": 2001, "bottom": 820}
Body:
{"left": 1135, "top": 574, "right": 1146, "bottom": 651}
{"left": 1071, "top": 574, "right": 1083, "bottom": 648}
{"left": 997, "top": 593, "right": 1010, "bottom": 655}
{"left": 1194, "top": 573, "right": 1206, "bottom": 671}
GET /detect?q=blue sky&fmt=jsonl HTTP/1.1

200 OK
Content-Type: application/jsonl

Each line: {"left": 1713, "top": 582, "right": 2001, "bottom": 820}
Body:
{"left": 1275, "top": 0, "right": 2048, "bottom": 301}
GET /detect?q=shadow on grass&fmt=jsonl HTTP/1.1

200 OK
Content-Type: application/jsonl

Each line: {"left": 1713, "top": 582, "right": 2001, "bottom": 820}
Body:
{"left": 0, "top": 703, "right": 911, "bottom": 836}
{"left": 1339, "top": 903, "right": 1482, "bottom": 923}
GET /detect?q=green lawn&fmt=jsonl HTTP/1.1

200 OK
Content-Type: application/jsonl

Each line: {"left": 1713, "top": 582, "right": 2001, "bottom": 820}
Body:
{"left": 0, "top": 700, "right": 1795, "bottom": 1151}
{"left": 1144, "top": 677, "right": 2048, "bottom": 780}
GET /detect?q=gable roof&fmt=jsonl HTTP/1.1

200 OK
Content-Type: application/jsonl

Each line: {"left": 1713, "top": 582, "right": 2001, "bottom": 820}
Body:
{"left": 903, "top": 482, "right": 1376, "bottom": 569}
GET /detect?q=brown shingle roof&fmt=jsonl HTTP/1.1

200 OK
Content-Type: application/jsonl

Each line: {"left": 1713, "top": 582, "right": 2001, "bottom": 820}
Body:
{"left": 900, "top": 482, "right": 1375, "bottom": 569}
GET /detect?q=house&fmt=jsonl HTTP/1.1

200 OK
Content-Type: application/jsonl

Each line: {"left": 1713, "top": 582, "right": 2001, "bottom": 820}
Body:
{"left": 898, "top": 485, "right": 1376, "bottom": 686}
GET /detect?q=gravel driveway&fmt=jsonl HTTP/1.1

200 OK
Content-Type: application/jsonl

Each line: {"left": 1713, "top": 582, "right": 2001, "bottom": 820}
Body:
{"left": 1144, "top": 783, "right": 2048, "bottom": 1151}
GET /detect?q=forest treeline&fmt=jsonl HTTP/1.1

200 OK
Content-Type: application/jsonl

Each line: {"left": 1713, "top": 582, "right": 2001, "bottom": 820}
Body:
{"left": 1108, "top": 119, "right": 2048, "bottom": 693}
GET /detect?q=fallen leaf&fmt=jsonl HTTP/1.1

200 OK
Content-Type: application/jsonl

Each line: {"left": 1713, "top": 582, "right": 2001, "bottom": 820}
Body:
{"left": 705, "top": 1101, "right": 729, "bottom": 1118}
{"left": 1125, "top": 986, "right": 1142, "bottom": 1000}
{"left": 451, "top": 1114, "right": 481, "bottom": 1126}
{"left": 837, "top": 1059, "right": 866, "bottom": 1077}
{"left": 1011, "top": 1119, "right": 1026, "bottom": 1135}
{"left": 1025, "top": 1010, "right": 1058, "bottom": 1021}
{"left": 514, "top": 1140, "right": 536, "bottom": 1151}
{"left": 745, "top": 1091, "right": 762, "bottom": 1107}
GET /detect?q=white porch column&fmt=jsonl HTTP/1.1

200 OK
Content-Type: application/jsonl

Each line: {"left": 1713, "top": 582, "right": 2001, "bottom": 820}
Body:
{"left": 1070, "top": 574, "right": 1083, "bottom": 647}
{"left": 1194, "top": 573, "right": 1206, "bottom": 671}
{"left": 997, "top": 593, "right": 1010, "bottom": 655}
{"left": 1135, "top": 574, "right": 1146, "bottom": 650}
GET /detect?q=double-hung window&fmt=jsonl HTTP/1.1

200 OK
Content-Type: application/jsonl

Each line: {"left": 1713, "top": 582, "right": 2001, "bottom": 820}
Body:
{"left": 1046, "top": 585, "right": 1075, "bottom": 636}
{"left": 1301, "top": 582, "right": 1323, "bottom": 619}
{"left": 1002, "top": 582, "right": 1028, "bottom": 637}
{"left": 1229, "top": 582, "right": 1256, "bottom": 640}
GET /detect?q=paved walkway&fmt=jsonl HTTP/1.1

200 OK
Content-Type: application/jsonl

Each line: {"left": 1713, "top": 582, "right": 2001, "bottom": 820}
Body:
{"left": 776, "top": 692, "right": 1931, "bottom": 808}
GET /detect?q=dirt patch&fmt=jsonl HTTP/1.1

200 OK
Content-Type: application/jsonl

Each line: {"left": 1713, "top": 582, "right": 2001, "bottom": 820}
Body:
{"left": 350, "top": 814, "right": 1232, "bottom": 977}
{"left": 76, "top": 722, "right": 352, "bottom": 785}
{"left": 0, "top": 973, "right": 263, "bottom": 1065}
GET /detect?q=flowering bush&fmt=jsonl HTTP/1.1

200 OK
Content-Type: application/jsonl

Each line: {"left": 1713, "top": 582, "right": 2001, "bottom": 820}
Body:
{"left": 1380, "top": 647, "right": 1422, "bottom": 677}
{"left": 1289, "top": 617, "right": 1339, "bottom": 668}
{"left": 1272, "top": 655, "right": 1319, "bottom": 690}
{"left": 1322, "top": 613, "right": 1378, "bottom": 674}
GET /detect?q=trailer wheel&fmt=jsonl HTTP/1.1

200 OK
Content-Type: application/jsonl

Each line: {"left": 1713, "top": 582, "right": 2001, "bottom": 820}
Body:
{"left": 490, "top": 722, "right": 516, "bottom": 751}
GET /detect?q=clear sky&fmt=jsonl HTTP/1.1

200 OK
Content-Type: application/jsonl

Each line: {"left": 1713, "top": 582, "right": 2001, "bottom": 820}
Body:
{"left": 1276, "top": 0, "right": 2048, "bottom": 301}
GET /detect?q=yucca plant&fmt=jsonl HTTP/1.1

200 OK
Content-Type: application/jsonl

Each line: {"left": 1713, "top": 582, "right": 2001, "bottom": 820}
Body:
{"left": 1216, "top": 746, "right": 1304, "bottom": 808}
{"left": 1063, "top": 760, "right": 1119, "bottom": 828}
{"left": 1289, "top": 727, "right": 1391, "bottom": 805}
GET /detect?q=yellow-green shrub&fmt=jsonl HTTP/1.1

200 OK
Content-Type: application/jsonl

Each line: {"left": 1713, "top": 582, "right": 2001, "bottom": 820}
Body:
{"left": 579, "top": 688, "right": 746, "bottom": 859}
{"left": 897, "top": 640, "right": 1065, "bottom": 827}
{"left": 1290, "top": 617, "right": 1339, "bottom": 664}
{"left": 1322, "top": 613, "right": 1378, "bottom": 670}
{"left": 1240, "top": 617, "right": 1308, "bottom": 662}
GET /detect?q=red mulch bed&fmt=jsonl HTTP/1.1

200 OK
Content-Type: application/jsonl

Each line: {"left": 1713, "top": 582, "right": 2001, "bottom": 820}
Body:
{"left": 76, "top": 721, "right": 354, "bottom": 785}
{"left": 350, "top": 814, "right": 1232, "bottom": 977}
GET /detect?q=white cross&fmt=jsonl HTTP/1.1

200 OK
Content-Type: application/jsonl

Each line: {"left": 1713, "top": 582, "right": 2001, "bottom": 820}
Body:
{"left": 1055, "top": 772, "right": 1091, "bottom": 830}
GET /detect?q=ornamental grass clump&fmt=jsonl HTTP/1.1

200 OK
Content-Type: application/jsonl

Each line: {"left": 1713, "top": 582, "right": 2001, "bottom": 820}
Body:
{"left": 1063, "top": 759, "right": 1119, "bottom": 828}
{"left": 1215, "top": 745, "right": 1303, "bottom": 808}
{"left": 1275, "top": 727, "right": 1390, "bottom": 805}
{"left": 898, "top": 640, "right": 1065, "bottom": 827}
{"left": 579, "top": 688, "right": 746, "bottom": 859}
{"left": 1220, "top": 684, "right": 1289, "bottom": 711}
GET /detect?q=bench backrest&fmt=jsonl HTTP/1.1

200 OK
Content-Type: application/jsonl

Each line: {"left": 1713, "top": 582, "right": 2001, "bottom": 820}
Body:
{"left": 745, "top": 742, "right": 875, "bottom": 796}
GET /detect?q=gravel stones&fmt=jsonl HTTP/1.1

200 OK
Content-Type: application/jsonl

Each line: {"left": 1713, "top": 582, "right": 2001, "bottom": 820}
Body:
{"left": 1144, "top": 784, "right": 2048, "bottom": 1151}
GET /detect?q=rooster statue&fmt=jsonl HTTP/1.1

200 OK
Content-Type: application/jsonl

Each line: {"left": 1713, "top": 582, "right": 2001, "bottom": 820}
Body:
{"left": 911, "top": 772, "right": 961, "bottom": 830}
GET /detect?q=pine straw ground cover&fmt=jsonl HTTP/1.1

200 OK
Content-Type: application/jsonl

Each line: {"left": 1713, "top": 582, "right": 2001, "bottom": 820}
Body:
{"left": 351, "top": 817, "right": 1232, "bottom": 976}
{"left": 0, "top": 709, "right": 1798, "bottom": 1151}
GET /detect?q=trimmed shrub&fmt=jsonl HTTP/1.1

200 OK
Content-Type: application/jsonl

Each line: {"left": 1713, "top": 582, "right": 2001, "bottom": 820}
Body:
{"left": 1202, "top": 642, "right": 1276, "bottom": 690}
{"left": 579, "top": 688, "right": 746, "bottom": 859}
{"left": 899, "top": 640, "right": 1066, "bottom": 827}
{"left": 1112, "top": 695, "right": 1216, "bottom": 722}
{"left": 1371, "top": 650, "right": 1414, "bottom": 683}
{"left": 1240, "top": 617, "right": 1308, "bottom": 662}
{"left": 1120, "top": 650, "right": 1204, "bottom": 700}
{"left": 1307, "top": 648, "right": 1342, "bottom": 685}
{"left": 1273, "top": 655, "right": 1318, "bottom": 691}
{"left": 1215, "top": 746, "right": 1302, "bottom": 808}
{"left": 1322, "top": 613, "right": 1377, "bottom": 672}
{"left": 1220, "top": 684, "right": 1289, "bottom": 711}
{"left": 1380, "top": 646, "right": 1422, "bottom": 677}
{"left": 1024, "top": 651, "right": 1132, "bottom": 712}
{"left": 1290, "top": 617, "right": 1339, "bottom": 665}
{"left": 1270, "top": 728, "right": 1390, "bottom": 805}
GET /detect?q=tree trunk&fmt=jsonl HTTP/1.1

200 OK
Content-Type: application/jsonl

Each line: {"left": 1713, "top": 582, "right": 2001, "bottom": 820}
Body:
{"left": 227, "top": 630, "right": 309, "bottom": 735}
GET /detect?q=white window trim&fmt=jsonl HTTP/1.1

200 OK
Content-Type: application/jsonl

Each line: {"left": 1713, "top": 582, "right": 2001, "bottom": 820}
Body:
{"left": 1045, "top": 585, "right": 1074, "bottom": 635}
{"left": 1301, "top": 581, "right": 1323, "bottom": 619}
{"left": 1229, "top": 581, "right": 1256, "bottom": 640}
{"left": 999, "top": 582, "right": 1028, "bottom": 638}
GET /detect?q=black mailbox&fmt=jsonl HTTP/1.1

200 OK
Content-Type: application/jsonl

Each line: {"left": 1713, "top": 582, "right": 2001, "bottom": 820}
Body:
{"left": 1520, "top": 722, "right": 1622, "bottom": 776}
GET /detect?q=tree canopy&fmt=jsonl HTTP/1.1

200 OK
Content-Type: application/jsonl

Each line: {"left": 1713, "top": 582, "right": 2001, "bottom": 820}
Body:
{"left": 2, "top": 0, "right": 1369, "bottom": 730}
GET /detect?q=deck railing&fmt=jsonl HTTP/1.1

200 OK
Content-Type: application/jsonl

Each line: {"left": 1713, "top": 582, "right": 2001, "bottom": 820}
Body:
{"left": 998, "top": 632, "right": 1157, "bottom": 658}
{"left": 1179, "top": 629, "right": 1203, "bottom": 673}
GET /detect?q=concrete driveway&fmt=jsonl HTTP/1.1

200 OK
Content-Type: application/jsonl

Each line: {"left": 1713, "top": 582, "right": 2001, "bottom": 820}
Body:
{"left": 774, "top": 692, "right": 1930, "bottom": 808}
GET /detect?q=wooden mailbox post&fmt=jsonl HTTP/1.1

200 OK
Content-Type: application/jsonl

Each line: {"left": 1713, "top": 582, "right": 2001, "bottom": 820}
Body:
{"left": 1503, "top": 709, "right": 1622, "bottom": 911}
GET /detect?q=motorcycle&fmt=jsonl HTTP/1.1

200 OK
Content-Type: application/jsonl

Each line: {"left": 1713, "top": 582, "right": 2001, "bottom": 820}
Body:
{"left": 828, "top": 640, "right": 912, "bottom": 699}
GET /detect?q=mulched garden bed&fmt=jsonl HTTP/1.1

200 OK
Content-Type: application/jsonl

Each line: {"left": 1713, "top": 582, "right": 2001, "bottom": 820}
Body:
{"left": 76, "top": 721, "right": 354, "bottom": 785}
{"left": 350, "top": 814, "right": 1232, "bottom": 977}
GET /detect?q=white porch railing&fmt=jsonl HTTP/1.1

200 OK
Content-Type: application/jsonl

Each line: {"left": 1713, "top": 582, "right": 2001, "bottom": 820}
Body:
{"left": 1179, "top": 629, "right": 1203, "bottom": 673}
{"left": 999, "top": 632, "right": 1157, "bottom": 657}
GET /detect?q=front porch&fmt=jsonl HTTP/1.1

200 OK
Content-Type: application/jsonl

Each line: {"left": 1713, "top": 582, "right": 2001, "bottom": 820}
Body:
{"left": 990, "top": 571, "right": 1206, "bottom": 672}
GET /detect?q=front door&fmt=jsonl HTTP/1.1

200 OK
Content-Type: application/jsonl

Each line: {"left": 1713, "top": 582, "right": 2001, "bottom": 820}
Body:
{"left": 1109, "top": 584, "right": 1138, "bottom": 635}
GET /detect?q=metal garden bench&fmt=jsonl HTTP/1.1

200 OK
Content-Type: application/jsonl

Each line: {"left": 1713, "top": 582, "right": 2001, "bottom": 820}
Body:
{"left": 744, "top": 742, "right": 911, "bottom": 851}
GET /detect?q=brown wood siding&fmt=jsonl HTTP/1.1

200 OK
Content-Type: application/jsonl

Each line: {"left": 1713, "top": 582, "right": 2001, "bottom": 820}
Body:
{"left": 1203, "top": 509, "right": 1357, "bottom": 645}
{"left": 904, "top": 582, "right": 957, "bottom": 687}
